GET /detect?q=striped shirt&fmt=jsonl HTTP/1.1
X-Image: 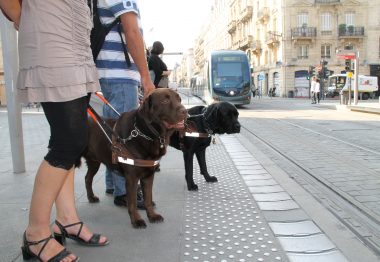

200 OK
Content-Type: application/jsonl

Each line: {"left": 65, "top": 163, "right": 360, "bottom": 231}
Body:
{"left": 96, "top": 0, "right": 142, "bottom": 83}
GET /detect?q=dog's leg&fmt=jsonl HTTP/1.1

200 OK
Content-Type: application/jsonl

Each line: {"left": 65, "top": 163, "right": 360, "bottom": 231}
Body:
{"left": 126, "top": 175, "right": 146, "bottom": 229}
{"left": 183, "top": 151, "right": 198, "bottom": 191}
{"left": 142, "top": 174, "right": 164, "bottom": 223}
{"left": 85, "top": 160, "right": 101, "bottom": 203}
{"left": 196, "top": 149, "right": 218, "bottom": 183}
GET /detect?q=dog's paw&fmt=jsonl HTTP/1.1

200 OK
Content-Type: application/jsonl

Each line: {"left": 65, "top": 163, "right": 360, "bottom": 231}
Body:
{"left": 132, "top": 219, "right": 147, "bottom": 229}
{"left": 205, "top": 176, "right": 218, "bottom": 183}
{"left": 148, "top": 214, "right": 164, "bottom": 223}
{"left": 187, "top": 184, "right": 199, "bottom": 191}
{"left": 88, "top": 196, "right": 100, "bottom": 203}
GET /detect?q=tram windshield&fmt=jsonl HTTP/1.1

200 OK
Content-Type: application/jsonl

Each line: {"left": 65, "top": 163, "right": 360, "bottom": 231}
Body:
{"left": 211, "top": 55, "right": 250, "bottom": 89}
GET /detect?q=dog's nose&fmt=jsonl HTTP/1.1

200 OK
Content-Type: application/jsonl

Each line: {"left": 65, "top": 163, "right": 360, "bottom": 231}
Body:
{"left": 180, "top": 107, "right": 187, "bottom": 117}
{"left": 234, "top": 122, "right": 241, "bottom": 131}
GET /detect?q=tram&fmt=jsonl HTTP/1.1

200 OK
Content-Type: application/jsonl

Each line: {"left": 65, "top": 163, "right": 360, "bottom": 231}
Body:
{"left": 191, "top": 50, "right": 252, "bottom": 105}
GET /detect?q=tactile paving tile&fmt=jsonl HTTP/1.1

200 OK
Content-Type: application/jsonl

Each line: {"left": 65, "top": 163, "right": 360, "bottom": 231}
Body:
{"left": 181, "top": 137, "right": 287, "bottom": 261}
{"left": 219, "top": 135, "right": 349, "bottom": 262}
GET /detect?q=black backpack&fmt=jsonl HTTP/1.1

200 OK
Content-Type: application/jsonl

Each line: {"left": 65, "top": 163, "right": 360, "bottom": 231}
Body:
{"left": 88, "top": 0, "right": 131, "bottom": 66}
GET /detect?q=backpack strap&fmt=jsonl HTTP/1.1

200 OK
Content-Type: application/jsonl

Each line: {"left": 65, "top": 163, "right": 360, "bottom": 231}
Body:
{"left": 117, "top": 22, "right": 132, "bottom": 67}
{"left": 90, "top": 0, "right": 131, "bottom": 67}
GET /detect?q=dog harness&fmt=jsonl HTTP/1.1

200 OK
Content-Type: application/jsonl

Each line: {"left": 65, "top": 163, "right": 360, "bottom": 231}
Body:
{"left": 87, "top": 105, "right": 162, "bottom": 167}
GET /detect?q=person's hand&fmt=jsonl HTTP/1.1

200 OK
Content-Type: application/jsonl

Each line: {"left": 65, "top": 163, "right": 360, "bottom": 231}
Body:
{"left": 141, "top": 77, "right": 155, "bottom": 98}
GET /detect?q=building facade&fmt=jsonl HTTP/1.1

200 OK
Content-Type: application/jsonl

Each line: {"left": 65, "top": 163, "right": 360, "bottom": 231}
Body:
{"left": 190, "top": 0, "right": 380, "bottom": 97}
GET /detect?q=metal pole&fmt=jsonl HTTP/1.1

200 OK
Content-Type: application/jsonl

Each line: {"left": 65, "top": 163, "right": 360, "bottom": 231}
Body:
{"left": 354, "top": 50, "right": 359, "bottom": 105}
{"left": 0, "top": 15, "right": 25, "bottom": 173}
{"left": 348, "top": 77, "right": 352, "bottom": 105}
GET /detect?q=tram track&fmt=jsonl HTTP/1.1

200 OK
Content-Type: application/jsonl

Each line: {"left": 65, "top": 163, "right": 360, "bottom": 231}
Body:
{"left": 240, "top": 120, "right": 380, "bottom": 256}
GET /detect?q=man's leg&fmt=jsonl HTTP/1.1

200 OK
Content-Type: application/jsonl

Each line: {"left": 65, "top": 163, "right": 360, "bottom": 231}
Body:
{"left": 105, "top": 168, "right": 114, "bottom": 194}
{"left": 100, "top": 79, "right": 138, "bottom": 205}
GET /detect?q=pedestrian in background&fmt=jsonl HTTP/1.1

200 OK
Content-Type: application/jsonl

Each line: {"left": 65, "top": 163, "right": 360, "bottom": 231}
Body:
{"left": 148, "top": 41, "right": 171, "bottom": 88}
{"left": 95, "top": 0, "right": 155, "bottom": 207}
{"left": 310, "top": 76, "right": 317, "bottom": 104}
{"left": 4, "top": 0, "right": 109, "bottom": 261}
{"left": 315, "top": 78, "right": 321, "bottom": 104}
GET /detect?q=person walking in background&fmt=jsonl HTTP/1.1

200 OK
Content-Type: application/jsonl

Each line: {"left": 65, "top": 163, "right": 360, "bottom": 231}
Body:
{"left": 95, "top": 0, "right": 155, "bottom": 207}
{"left": 148, "top": 41, "right": 171, "bottom": 88}
{"left": 3, "top": 0, "right": 109, "bottom": 261}
{"left": 315, "top": 78, "right": 321, "bottom": 104}
{"left": 310, "top": 76, "right": 317, "bottom": 104}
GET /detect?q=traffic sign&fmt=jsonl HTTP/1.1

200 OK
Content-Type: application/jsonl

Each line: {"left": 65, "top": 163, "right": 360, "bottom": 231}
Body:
{"left": 336, "top": 50, "right": 356, "bottom": 60}
{"left": 347, "top": 72, "right": 353, "bottom": 78}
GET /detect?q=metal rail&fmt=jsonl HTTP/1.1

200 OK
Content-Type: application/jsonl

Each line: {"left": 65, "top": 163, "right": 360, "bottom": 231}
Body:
{"left": 241, "top": 123, "right": 380, "bottom": 256}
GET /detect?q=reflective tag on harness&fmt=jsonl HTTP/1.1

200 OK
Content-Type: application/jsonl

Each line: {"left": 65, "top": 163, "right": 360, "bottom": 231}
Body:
{"left": 118, "top": 156, "right": 135, "bottom": 165}
{"left": 185, "top": 132, "right": 211, "bottom": 138}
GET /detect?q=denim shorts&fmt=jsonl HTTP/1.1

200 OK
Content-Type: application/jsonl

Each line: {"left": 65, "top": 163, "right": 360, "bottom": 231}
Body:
{"left": 99, "top": 78, "right": 139, "bottom": 196}
{"left": 99, "top": 79, "right": 139, "bottom": 118}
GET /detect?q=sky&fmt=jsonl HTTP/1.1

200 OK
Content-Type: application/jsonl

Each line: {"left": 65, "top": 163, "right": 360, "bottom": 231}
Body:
{"left": 138, "top": 0, "right": 213, "bottom": 69}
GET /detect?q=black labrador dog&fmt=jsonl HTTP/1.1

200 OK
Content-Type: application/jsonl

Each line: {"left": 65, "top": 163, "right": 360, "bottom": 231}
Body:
{"left": 170, "top": 102, "right": 240, "bottom": 191}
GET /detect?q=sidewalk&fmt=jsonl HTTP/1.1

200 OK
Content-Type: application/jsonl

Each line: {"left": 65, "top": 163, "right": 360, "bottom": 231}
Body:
{"left": 0, "top": 99, "right": 377, "bottom": 262}
{"left": 316, "top": 97, "right": 380, "bottom": 114}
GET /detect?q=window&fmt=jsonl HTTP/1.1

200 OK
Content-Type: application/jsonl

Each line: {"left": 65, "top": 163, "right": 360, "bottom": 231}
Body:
{"left": 344, "top": 44, "right": 354, "bottom": 50}
{"left": 379, "top": 37, "right": 380, "bottom": 58}
{"left": 345, "top": 12, "right": 355, "bottom": 26}
{"left": 297, "top": 12, "right": 308, "bottom": 27}
{"left": 298, "top": 45, "right": 309, "bottom": 59}
{"left": 321, "top": 13, "right": 332, "bottom": 31}
{"left": 321, "top": 44, "right": 331, "bottom": 59}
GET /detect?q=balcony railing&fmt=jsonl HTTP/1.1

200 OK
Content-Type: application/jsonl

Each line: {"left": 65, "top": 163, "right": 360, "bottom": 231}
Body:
{"left": 228, "top": 20, "right": 237, "bottom": 34}
{"left": 257, "top": 7, "right": 269, "bottom": 23}
{"left": 315, "top": 0, "right": 340, "bottom": 3}
{"left": 291, "top": 27, "right": 317, "bottom": 39}
{"left": 239, "top": 35, "right": 253, "bottom": 49}
{"left": 251, "top": 40, "right": 261, "bottom": 54}
{"left": 338, "top": 26, "right": 365, "bottom": 38}
{"left": 265, "top": 31, "right": 280, "bottom": 46}
{"left": 240, "top": 6, "right": 253, "bottom": 22}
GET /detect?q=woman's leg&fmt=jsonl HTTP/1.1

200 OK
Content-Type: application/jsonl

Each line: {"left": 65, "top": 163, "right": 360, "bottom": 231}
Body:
{"left": 53, "top": 167, "right": 108, "bottom": 244}
{"left": 25, "top": 160, "right": 77, "bottom": 262}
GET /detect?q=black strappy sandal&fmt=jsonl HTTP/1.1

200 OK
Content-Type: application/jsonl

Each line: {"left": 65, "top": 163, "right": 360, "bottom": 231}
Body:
{"left": 21, "top": 231, "right": 79, "bottom": 261}
{"left": 54, "top": 220, "right": 109, "bottom": 246}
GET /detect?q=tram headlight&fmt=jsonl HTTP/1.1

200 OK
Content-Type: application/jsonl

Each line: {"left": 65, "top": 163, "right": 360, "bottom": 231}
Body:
{"left": 229, "top": 90, "right": 235, "bottom": 96}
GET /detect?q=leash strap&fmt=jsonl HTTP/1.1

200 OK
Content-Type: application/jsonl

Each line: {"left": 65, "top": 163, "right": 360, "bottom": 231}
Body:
{"left": 87, "top": 105, "right": 116, "bottom": 142}
{"left": 94, "top": 92, "right": 120, "bottom": 116}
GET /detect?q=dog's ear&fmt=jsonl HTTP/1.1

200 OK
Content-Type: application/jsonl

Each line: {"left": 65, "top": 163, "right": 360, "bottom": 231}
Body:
{"left": 139, "top": 93, "right": 154, "bottom": 123}
{"left": 205, "top": 103, "right": 218, "bottom": 119}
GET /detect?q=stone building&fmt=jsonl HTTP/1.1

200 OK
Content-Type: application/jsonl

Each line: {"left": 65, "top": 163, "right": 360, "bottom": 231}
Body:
{"left": 192, "top": 0, "right": 380, "bottom": 97}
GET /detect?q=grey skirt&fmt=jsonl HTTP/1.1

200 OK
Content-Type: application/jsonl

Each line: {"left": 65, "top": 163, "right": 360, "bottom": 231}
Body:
{"left": 17, "top": 0, "right": 99, "bottom": 103}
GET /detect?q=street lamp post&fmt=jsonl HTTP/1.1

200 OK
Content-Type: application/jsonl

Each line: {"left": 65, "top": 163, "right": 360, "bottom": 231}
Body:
{"left": 354, "top": 50, "right": 359, "bottom": 105}
{"left": 0, "top": 14, "right": 25, "bottom": 173}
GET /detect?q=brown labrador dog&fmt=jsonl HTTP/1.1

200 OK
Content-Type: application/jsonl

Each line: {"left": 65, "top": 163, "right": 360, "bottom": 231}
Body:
{"left": 82, "top": 89, "right": 187, "bottom": 228}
